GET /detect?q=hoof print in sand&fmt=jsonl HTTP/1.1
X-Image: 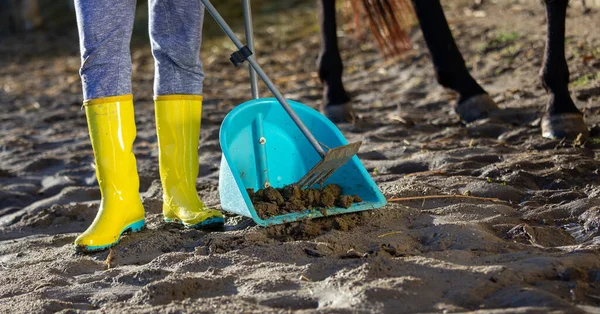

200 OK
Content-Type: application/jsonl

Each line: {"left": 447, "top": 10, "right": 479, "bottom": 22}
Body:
{"left": 132, "top": 276, "right": 236, "bottom": 305}
{"left": 258, "top": 295, "right": 319, "bottom": 310}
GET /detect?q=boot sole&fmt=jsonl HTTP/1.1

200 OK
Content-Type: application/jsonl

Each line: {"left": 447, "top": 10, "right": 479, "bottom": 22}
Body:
{"left": 75, "top": 219, "right": 145, "bottom": 253}
{"left": 164, "top": 217, "right": 224, "bottom": 229}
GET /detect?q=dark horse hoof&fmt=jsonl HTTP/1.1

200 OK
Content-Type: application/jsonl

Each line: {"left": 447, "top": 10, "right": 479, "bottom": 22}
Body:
{"left": 541, "top": 113, "right": 589, "bottom": 139}
{"left": 321, "top": 103, "right": 355, "bottom": 123}
{"left": 455, "top": 94, "right": 499, "bottom": 123}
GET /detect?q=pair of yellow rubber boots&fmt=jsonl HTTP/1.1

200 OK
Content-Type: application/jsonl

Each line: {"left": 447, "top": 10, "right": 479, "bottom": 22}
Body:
{"left": 74, "top": 94, "right": 223, "bottom": 252}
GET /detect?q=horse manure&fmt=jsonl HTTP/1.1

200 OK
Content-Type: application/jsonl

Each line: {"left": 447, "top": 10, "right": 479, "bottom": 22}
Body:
{"left": 263, "top": 187, "right": 284, "bottom": 205}
{"left": 254, "top": 202, "right": 279, "bottom": 217}
{"left": 250, "top": 184, "right": 361, "bottom": 219}
{"left": 319, "top": 191, "right": 336, "bottom": 208}
{"left": 322, "top": 184, "right": 341, "bottom": 198}
{"left": 336, "top": 195, "right": 354, "bottom": 209}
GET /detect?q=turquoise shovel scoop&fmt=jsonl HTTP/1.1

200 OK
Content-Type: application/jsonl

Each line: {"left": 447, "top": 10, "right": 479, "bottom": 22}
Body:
{"left": 202, "top": 0, "right": 386, "bottom": 226}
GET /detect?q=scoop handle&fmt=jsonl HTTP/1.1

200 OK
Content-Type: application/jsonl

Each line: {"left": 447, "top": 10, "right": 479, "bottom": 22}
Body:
{"left": 242, "top": 0, "right": 259, "bottom": 99}
{"left": 201, "top": 0, "right": 327, "bottom": 158}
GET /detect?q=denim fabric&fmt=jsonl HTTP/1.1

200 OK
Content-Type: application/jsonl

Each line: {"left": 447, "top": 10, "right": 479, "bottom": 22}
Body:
{"left": 75, "top": 0, "right": 205, "bottom": 100}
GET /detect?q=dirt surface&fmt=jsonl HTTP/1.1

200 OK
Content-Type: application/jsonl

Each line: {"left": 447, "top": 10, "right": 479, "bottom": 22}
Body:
{"left": 2, "top": 1, "right": 600, "bottom": 313}
{"left": 252, "top": 184, "right": 361, "bottom": 219}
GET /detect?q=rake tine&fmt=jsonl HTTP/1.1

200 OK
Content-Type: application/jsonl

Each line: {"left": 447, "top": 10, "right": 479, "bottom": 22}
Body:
{"left": 313, "top": 169, "right": 335, "bottom": 187}
{"left": 322, "top": 168, "right": 336, "bottom": 182}
{"left": 307, "top": 171, "right": 323, "bottom": 187}
{"left": 297, "top": 141, "right": 362, "bottom": 189}
{"left": 301, "top": 161, "right": 345, "bottom": 188}
{"left": 302, "top": 168, "right": 328, "bottom": 189}
{"left": 297, "top": 172, "right": 311, "bottom": 187}
{"left": 298, "top": 171, "right": 319, "bottom": 188}
{"left": 301, "top": 165, "right": 331, "bottom": 188}
{"left": 303, "top": 174, "right": 320, "bottom": 189}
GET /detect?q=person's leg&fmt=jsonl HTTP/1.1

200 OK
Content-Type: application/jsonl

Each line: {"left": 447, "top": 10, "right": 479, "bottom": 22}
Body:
{"left": 149, "top": 0, "right": 205, "bottom": 96}
{"left": 73, "top": 0, "right": 144, "bottom": 252}
{"left": 149, "top": 0, "right": 223, "bottom": 228}
{"left": 75, "top": 0, "right": 136, "bottom": 100}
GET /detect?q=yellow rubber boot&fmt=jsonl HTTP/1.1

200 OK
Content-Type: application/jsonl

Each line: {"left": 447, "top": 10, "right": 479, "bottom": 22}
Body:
{"left": 74, "top": 95, "right": 145, "bottom": 252}
{"left": 154, "top": 95, "right": 224, "bottom": 228}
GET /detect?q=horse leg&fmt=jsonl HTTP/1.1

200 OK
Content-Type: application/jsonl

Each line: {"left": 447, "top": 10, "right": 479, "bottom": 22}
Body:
{"left": 540, "top": 0, "right": 589, "bottom": 139}
{"left": 411, "top": 0, "right": 497, "bottom": 122}
{"left": 22, "top": 0, "right": 43, "bottom": 31}
{"left": 317, "top": 0, "right": 354, "bottom": 123}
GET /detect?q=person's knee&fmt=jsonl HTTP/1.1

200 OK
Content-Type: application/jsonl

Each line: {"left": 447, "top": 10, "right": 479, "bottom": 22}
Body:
{"left": 152, "top": 42, "right": 202, "bottom": 74}
{"left": 80, "top": 38, "right": 131, "bottom": 75}
{"left": 79, "top": 44, "right": 132, "bottom": 99}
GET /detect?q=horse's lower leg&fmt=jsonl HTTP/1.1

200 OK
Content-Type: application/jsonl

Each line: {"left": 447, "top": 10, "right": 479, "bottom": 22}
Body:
{"left": 540, "top": 0, "right": 588, "bottom": 138}
{"left": 317, "top": 0, "right": 353, "bottom": 122}
{"left": 411, "top": 0, "right": 497, "bottom": 122}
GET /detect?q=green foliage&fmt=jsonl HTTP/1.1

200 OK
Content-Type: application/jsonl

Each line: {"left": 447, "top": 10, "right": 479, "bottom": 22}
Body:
{"left": 570, "top": 72, "right": 600, "bottom": 87}
{"left": 495, "top": 31, "right": 520, "bottom": 43}
{"left": 477, "top": 31, "right": 521, "bottom": 54}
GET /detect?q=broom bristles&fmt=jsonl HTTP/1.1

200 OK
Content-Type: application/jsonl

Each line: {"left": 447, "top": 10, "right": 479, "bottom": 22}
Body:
{"left": 343, "top": 0, "right": 416, "bottom": 59}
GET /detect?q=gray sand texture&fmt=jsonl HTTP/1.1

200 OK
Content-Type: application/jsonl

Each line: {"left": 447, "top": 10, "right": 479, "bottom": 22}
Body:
{"left": 2, "top": 1, "right": 600, "bottom": 313}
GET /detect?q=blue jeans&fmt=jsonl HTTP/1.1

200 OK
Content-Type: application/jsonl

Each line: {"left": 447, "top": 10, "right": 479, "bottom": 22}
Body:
{"left": 74, "top": 0, "right": 205, "bottom": 100}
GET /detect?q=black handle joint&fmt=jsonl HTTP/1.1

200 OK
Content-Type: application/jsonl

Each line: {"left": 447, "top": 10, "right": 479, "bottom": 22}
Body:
{"left": 230, "top": 45, "right": 253, "bottom": 67}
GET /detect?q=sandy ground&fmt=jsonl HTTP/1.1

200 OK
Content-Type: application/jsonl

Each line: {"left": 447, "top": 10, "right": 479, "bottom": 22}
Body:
{"left": 2, "top": 1, "right": 600, "bottom": 313}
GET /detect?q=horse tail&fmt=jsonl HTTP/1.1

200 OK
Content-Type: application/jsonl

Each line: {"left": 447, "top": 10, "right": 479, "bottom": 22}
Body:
{"left": 344, "top": 0, "right": 416, "bottom": 58}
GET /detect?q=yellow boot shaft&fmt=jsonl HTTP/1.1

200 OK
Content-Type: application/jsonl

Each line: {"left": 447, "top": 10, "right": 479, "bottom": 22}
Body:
{"left": 154, "top": 95, "right": 223, "bottom": 228}
{"left": 74, "top": 95, "right": 145, "bottom": 252}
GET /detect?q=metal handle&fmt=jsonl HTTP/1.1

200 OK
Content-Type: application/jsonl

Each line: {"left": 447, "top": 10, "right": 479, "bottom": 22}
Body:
{"left": 242, "top": 0, "right": 259, "bottom": 99}
{"left": 201, "top": 0, "right": 327, "bottom": 158}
